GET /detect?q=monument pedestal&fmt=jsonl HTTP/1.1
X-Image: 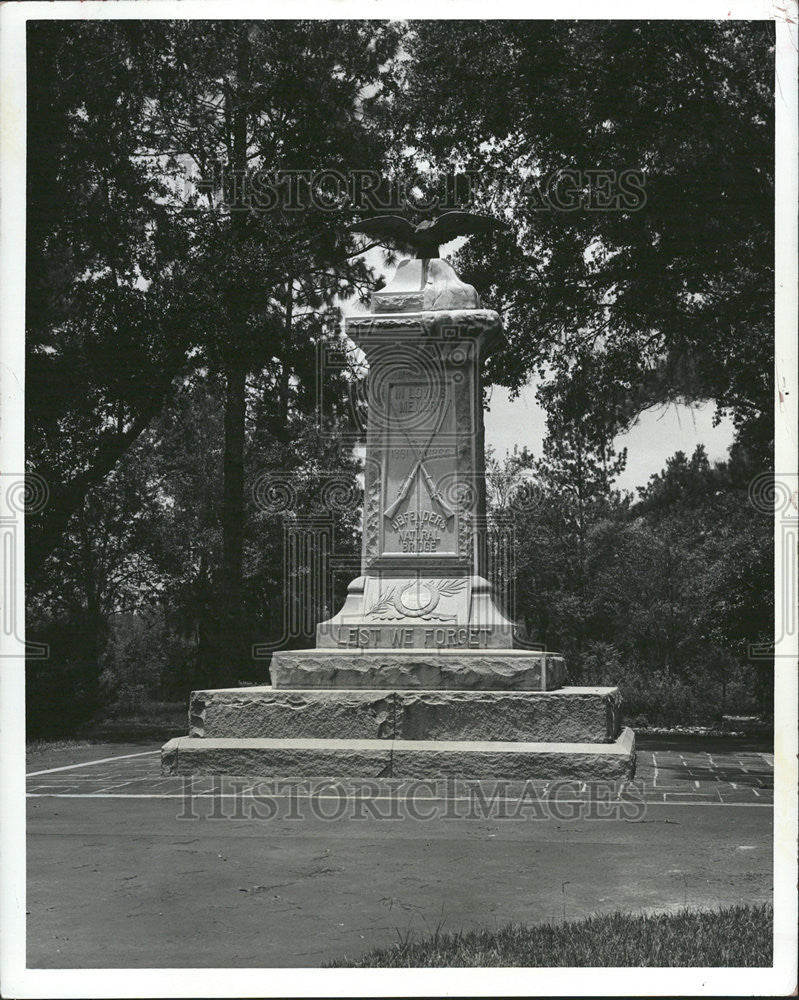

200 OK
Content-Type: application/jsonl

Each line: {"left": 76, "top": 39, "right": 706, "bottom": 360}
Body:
{"left": 162, "top": 729, "right": 636, "bottom": 781}
{"left": 161, "top": 253, "right": 635, "bottom": 781}
{"left": 185, "top": 684, "right": 621, "bottom": 742}
{"left": 270, "top": 647, "right": 567, "bottom": 691}
{"left": 161, "top": 680, "right": 635, "bottom": 780}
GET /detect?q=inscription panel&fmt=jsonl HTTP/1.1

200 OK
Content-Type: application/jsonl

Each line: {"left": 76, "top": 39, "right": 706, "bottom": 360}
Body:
{"left": 380, "top": 382, "right": 461, "bottom": 560}
{"left": 334, "top": 624, "right": 500, "bottom": 649}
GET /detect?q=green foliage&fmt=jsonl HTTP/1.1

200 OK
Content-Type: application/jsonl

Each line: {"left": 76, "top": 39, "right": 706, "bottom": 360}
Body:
{"left": 28, "top": 361, "right": 363, "bottom": 713}
{"left": 393, "top": 21, "right": 774, "bottom": 456}
{"left": 99, "top": 612, "right": 168, "bottom": 716}
{"left": 328, "top": 903, "right": 773, "bottom": 967}
{"left": 26, "top": 22, "right": 201, "bottom": 577}
{"left": 26, "top": 19, "right": 387, "bottom": 703}
{"left": 494, "top": 439, "right": 771, "bottom": 723}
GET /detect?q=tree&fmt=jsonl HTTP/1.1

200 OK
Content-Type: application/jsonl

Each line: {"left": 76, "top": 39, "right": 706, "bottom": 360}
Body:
{"left": 26, "top": 22, "right": 199, "bottom": 581}
{"left": 128, "top": 20, "right": 401, "bottom": 681}
{"left": 634, "top": 443, "right": 773, "bottom": 714}
{"left": 486, "top": 403, "right": 628, "bottom": 661}
{"left": 392, "top": 21, "right": 774, "bottom": 458}
{"left": 27, "top": 20, "right": 402, "bottom": 684}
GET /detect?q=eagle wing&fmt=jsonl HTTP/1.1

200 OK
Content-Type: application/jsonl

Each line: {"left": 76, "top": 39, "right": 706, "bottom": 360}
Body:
{"left": 428, "top": 211, "right": 510, "bottom": 245}
{"left": 347, "top": 215, "right": 416, "bottom": 247}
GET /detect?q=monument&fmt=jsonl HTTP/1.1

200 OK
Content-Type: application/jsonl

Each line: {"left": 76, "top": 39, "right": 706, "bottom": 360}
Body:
{"left": 162, "top": 212, "right": 635, "bottom": 779}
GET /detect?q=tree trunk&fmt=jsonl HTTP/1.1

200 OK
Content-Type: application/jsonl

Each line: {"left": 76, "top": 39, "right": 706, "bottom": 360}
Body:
{"left": 219, "top": 357, "right": 247, "bottom": 684}
{"left": 217, "top": 30, "right": 251, "bottom": 686}
{"left": 277, "top": 281, "right": 293, "bottom": 436}
{"left": 77, "top": 506, "right": 105, "bottom": 711}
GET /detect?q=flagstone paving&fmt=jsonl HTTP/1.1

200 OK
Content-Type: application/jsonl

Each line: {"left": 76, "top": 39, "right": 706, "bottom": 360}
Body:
{"left": 26, "top": 742, "right": 773, "bottom": 803}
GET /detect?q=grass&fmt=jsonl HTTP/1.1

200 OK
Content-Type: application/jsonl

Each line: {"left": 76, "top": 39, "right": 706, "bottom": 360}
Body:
{"left": 26, "top": 737, "right": 99, "bottom": 752}
{"left": 28, "top": 700, "right": 188, "bottom": 745}
{"left": 76, "top": 700, "right": 187, "bottom": 741}
{"left": 327, "top": 903, "right": 773, "bottom": 968}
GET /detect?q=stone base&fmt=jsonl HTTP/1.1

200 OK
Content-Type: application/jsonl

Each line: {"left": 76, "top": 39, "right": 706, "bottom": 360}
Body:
{"left": 162, "top": 728, "right": 636, "bottom": 781}
{"left": 188, "top": 686, "right": 621, "bottom": 744}
{"left": 270, "top": 648, "right": 566, "bottom": 690}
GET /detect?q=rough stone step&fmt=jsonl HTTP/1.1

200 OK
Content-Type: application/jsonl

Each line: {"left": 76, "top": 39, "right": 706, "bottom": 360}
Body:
{"left": 189, "top": 686, "right": 622, "bottom": 744}
{"left": 270, "top": 648, "right": 566, "bottom": 690}
{"left": 161, "top": 728, "right": 636, "bottom": 781}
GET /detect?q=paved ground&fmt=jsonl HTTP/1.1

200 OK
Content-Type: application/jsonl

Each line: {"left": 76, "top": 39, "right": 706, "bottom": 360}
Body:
{"left": 26, "top": 737, "right": 773, "bottom": 968}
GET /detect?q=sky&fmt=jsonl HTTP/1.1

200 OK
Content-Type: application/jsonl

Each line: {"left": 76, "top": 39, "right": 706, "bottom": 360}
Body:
{"left": 484, "top": 385, "right": 735, "bottom": 495}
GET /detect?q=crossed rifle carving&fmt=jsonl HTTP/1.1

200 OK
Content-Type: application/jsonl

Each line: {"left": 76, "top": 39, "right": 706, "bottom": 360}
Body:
{"left": 384, "top": 400, "right": 455, "bottom": 522}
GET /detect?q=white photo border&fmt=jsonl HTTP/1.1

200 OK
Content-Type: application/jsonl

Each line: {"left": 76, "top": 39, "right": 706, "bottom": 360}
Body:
{"left": 1, "top": 2, "right": 796, "bottom": 997}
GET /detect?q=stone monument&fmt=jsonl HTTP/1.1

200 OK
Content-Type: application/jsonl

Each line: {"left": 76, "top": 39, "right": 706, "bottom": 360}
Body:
{"left": 162, "top": 213, "right": 635, "bottom": 779}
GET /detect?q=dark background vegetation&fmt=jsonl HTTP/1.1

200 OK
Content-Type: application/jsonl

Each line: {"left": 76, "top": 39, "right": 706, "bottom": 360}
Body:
{"left": 25, "top": 20, "right": 774, "bottom": 736}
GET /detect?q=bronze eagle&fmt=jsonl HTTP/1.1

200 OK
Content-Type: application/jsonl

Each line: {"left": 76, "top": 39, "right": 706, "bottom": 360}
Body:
{"left": 348, "top": 211, "right": 509, "bottom": 259}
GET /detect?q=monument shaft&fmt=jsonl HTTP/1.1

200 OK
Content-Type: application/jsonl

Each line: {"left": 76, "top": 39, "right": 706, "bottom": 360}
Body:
{"left": 317, "top": 258, "right": 516, "bottom": 651}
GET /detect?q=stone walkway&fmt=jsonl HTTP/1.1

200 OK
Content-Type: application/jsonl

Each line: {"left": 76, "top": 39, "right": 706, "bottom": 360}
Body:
{"left": 26, "top": 743, "right": 774, "bottom": 805}
{"left": 637, "top": 748, "right": 773, "bottom": 803}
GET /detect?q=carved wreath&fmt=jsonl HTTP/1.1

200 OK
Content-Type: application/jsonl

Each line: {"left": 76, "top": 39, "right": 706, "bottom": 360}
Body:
{"left": 365, "top": 577, "right": 467, "bottom": 620}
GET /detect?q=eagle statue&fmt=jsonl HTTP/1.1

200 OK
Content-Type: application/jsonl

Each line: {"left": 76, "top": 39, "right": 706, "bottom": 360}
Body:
{"left": 348, "top": 211, "right": 509, "bottom": 259}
